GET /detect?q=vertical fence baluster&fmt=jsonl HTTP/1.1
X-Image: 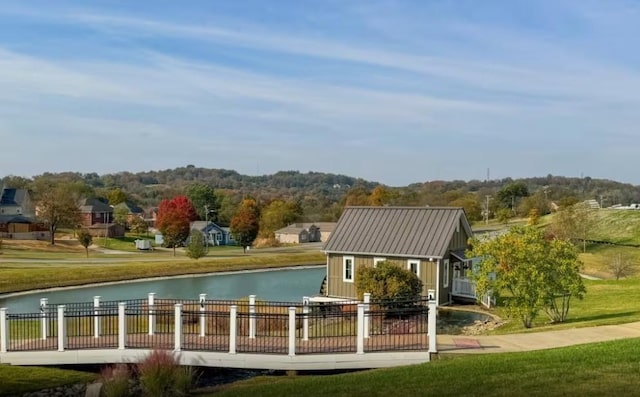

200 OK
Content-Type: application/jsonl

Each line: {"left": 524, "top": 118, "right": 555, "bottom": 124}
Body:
{"left": 148, "top": 293, "right": 156, "bottom": 336}
{"left": 363, "top": 293, "right": 371, "bottom": 339}
{"left": 57, "top": 305, "right": 66, "bottom": 352}
{"left": 288, "top": 307, "right": 296, "bottom": 357}
{"left": 174, "top": 304, "right": 182, "bottom": 351}
{"left": 199, "top": 294, "right": 206, "bottom": 337}
{"left": 93, "top": 296, "right": 101, "bottom": 338}
{"left": 248, "top": 295, "right": 256, "bottom": 339}
{"left": 302, "top": 297, "right": 309, "bottom": 341}
{"left": 0, "top": 308, "right": 8, "bottom": 353}
{"left": 118, "top": 303, "right": 126, "bottom": 350}
{"left": 229, "top": 305, "right": 237, "bottom": 354}
{"left": 40, "top": 298, "right": 48, "bottom": 340}
{"left": 428, "top": 290, "right": 437, "bottom": 354}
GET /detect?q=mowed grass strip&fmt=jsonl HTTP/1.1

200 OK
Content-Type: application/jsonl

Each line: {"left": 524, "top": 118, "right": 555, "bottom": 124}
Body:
{"left": 0, "top": 252, "right": 324, "bottom": 294}
{"left": 209, "top": 338, "right": 640, "bottom": 397}
{"left": 0, "top": 366, "right": 96, "bottom": 397}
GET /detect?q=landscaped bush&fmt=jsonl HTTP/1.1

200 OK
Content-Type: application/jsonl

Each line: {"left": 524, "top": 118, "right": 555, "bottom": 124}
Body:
{"left": 137, "top": 349, "right": 198, "bottom": 397}
{"left": 100, "top": 364, "right": 133, "bottom": 397}
{"left": 356, "top": 261, "right": 423, "bottom": 304}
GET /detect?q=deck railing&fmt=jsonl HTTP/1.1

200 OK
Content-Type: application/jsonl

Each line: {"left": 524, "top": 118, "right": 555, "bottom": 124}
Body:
{"left": 0, "top": 294, "right": 438, "bottom": 357}
{"left": 452, "top": 277, "right": 477, "bottom": 299}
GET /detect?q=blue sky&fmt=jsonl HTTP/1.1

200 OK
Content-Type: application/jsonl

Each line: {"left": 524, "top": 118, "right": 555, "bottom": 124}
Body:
{"left": 1, "top": 1, "right": 640, "bottom": 186}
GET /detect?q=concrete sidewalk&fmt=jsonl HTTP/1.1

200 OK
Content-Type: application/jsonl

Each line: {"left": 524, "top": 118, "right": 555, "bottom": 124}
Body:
{"left": 437, "top": 321, "right": 640, "bottom": 354}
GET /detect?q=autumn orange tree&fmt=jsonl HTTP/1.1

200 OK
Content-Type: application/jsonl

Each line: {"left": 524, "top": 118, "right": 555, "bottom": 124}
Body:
{"left": 230, "top": 198, "right": 260, "bottom": 253}
{"left": 157, "top": 195, "right": 198, "bottom": 256}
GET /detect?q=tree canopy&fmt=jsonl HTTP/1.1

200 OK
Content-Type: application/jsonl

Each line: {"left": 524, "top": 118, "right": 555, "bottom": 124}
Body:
{"left": 469, "top": 225, "right": 585, "bottom": 328}
{"left": 32, "top": 179, "right": 82, "bottom": 245}
{"left": 156, "top": 196, "right": 197, "bottom": 256}
{"left": 230, "top": 198, "right": 260, "bottom": 253}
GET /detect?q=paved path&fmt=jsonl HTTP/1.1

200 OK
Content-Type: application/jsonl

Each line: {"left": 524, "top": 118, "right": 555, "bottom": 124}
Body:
{"left": 437, "top": 321, "right": 640, "bottom": 354}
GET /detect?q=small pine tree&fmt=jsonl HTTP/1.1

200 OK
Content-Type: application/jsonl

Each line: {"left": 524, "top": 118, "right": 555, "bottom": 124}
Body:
{"left": 186, "top": 230, "right": 207, "bottom": 260}
{"left": 77, "top": 230, "right": 93, "bottom": 258}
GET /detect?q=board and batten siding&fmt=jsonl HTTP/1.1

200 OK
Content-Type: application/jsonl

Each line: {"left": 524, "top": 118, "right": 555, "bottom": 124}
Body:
{"left": 327, "top": 254, "right": 437, "bottom": 300}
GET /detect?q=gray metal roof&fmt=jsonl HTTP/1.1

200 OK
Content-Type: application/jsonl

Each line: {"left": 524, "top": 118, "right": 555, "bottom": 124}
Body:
{"left": 0, "top": 188, "right": 28, "bottom": 206}
{"left": 323, "top": 206, "right": 472, "bottom": 259}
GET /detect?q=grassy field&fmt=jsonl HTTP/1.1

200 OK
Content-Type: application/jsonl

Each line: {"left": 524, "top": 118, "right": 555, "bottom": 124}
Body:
{"left": 208, "top": 338, "right": 640, "bottom": 397}
{"left": 0, "top": 365, "right": 96, "bottom": 397}
{"left": 0, "top": 238, "right": 325, "bottom": 294}
{"left": 489, "top": 278, "right": 640, "bottom": 334}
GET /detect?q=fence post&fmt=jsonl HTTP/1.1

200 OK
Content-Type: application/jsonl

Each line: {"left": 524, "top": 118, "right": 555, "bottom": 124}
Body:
{"left": 248, "top": 295, "right": 256, "bottom": 339}
{"left": 40, "top": 298, "right": 48, "bottom": 340}
{"left": 57, "top": 305, "right": 66, "bottom": 352}
{"left": 229, "top": 305, "right": 237, "bottom": 354}
{"left": 148, "top": 293, "right": 156, "bottom": 336}
{"left": 363, "top": 293, "right": 371, "bottom": 339}
{"left": 0, "top": 308, "right": 8, "bottom": 353}
{"left": 118, "top": 302, "right": 126, "bottom": 350}
{"left": 428, "top": 292, "right": 437, "bottom": 354}
{"left": 357, "top": 304, "right": 365, "bottom": 354}
{"left": 174, "top": 304, "right": 182, "bottom": 352}
{"left": 199, "top": 294, "right": 207, "bottom": 337}
{"left": 93, "top": 296, "right": 101, "bottom": 338}
{"left": 288, "top": 307, "right": 296, "bottom": 357}
{"left": 302, "top": 296, "right": 309, "bottom": 342}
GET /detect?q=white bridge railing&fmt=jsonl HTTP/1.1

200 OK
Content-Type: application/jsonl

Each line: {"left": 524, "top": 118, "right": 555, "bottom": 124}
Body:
{"left": 0, "top": 292, "right": 438, "bottom": 368}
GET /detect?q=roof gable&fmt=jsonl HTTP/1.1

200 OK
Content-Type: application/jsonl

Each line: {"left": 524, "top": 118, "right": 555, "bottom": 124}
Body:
{"left": 323, "top": 206, "right": 472, "bottom": 259}
{"left": 0, "top": 188, "right": 28, "bottom": 207}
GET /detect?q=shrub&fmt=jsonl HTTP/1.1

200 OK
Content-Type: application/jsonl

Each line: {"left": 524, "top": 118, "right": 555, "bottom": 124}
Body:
{"left": 100, "top": 364, "right": 132, "bottom": 397}
{"left": 137, "top": 349, "right": 197, "bottom": 397}
{"left": 186, "top": 230, "right": 207, "bottom": 260}
{"left": 356, "top": 261, "right": 423, "bottom": 305}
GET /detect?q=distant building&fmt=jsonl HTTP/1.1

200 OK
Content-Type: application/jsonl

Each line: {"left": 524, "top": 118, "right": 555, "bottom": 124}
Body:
{"left": 275, "top": 222, "right": 336, "bottom": 244}
{"left": 190, "top": 221, "right": 236, "bottom": 246}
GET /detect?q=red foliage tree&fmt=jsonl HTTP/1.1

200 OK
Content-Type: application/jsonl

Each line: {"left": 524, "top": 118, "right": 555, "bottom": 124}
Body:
{"left": 156, "top": 196, "right": 198, "bottom": 256}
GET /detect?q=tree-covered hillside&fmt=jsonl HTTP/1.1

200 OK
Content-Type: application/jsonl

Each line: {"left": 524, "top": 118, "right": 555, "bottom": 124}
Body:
{"left": 3, "top": 168, "right": 640, "bottom": 225}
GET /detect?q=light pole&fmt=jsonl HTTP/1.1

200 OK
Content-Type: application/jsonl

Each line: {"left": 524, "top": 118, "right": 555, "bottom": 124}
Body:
{"left": 204, "top": 205, "right": 209, "bottom": 252}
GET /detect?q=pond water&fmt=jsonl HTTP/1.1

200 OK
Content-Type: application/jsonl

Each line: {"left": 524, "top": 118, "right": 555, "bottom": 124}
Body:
{"left": 0, "top": 266, "right": 326, "bottom": 313}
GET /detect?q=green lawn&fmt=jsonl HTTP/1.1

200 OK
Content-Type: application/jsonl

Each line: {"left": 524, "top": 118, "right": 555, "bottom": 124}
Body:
{"left": 489, "top": 278, "right": 640, "bottom": 334}
{"left": 0, "top": 251, "right": 325, "bottom": 294}
{"left": 0, "top": 366, "right": 96, "bottom": 397}
{"left": 208, "top": 338, "right": 640, "bottom": 397}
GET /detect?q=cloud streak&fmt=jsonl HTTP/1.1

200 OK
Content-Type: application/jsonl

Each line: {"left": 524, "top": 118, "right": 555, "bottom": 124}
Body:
{"left": 1, "top": 1, "right": 639, "bottom": 185}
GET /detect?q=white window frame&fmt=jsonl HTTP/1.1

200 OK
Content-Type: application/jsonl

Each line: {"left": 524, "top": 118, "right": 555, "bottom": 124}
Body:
{"left": 443, "top": 259, "right": 450, "bottom": 288}
{"left": 373, "top": 257, "right": 386, "bottom": 268}
{"left": 407, "top": 259, "right": 420, "bottom": 277}
{"left": 343, "top": 256, "right": 355, "bottom": 283}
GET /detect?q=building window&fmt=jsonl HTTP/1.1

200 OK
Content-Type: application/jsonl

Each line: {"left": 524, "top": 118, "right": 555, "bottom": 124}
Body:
{"left": 343, "top": 256, "right": 355, "bottom": 283}
{"left": 443, "top": 259, "right": 450, "bottom": 288}
{"left": 373, "top": 257, "right": 386, "bottom": 268}
{"left": 407, "top": 259, "right": 420, "bottom": 277}
{"left": 216, "top": 233, "right": 222, "bottom": 242}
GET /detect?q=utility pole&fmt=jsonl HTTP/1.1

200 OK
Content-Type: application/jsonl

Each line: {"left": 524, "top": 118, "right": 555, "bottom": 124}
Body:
{"left": 484, "top": 195, "right": 491, "bottom": 224}
{"left": 204, "top": 204, "right": 209, "bottom": 252}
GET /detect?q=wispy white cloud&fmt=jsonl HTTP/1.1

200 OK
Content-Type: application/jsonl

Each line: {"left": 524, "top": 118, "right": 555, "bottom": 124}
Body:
{"left": 1, "top": 2, "right": 640, "bottom": 185}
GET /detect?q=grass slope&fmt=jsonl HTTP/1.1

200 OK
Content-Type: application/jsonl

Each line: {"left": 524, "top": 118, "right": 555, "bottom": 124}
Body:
{"left": 210, "top": 338, "right": 640, "bottom": 397}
